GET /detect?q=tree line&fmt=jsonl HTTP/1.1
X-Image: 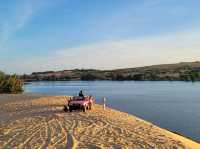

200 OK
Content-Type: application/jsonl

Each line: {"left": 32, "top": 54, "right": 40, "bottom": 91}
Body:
{"left": 22, "top": 70, "right": 200, "bottom": 81}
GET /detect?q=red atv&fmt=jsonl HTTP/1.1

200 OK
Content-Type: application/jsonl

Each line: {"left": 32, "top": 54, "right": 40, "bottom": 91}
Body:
{"left": 64, "top": 96, "right": 94, "bottom": 112}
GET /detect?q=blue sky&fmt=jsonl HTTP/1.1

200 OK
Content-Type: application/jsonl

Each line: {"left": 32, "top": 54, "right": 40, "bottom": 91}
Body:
{"left": 0, "top": 0, "right": 200, "bottom": 74}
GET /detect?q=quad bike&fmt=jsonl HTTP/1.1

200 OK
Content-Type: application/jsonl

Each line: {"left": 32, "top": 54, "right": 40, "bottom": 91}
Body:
{"left": 64, "top": 96, "right": 94, "bottom": 112}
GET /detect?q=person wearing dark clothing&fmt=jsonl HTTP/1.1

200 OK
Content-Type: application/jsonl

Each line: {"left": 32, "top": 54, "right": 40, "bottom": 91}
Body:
{"left": 79, "top": 90, "right": 84, "bottom": 97}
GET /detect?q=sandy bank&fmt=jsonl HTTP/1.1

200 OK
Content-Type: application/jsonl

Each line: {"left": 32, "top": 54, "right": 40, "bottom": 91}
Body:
{"left": 0, "top": 95, "right": 199, "bottom": 149}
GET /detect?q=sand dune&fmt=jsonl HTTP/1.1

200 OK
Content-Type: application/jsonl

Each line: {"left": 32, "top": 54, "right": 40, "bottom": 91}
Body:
{"left": 0, "top": 95, "right": 199, "bottom": 149}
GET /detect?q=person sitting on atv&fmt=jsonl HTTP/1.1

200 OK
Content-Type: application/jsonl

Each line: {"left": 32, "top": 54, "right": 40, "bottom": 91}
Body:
{"left": 79, "top": 90, "right": 84, "bottom": 97}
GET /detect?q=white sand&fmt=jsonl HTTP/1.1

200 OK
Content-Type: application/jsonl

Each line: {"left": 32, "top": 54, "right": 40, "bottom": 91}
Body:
{"left": 0, "top": 95, "right": 199, "bottom": 149}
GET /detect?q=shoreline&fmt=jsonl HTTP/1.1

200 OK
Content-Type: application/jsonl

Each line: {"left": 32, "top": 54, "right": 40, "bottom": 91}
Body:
{"left": 105, "top": 105, "right": 200, "bottom": 144}
{"left": 24, "top": 80, "right": 200, "bottom": 82}
{"left": 0, "top": 94, "right": 199, "bottom": 148}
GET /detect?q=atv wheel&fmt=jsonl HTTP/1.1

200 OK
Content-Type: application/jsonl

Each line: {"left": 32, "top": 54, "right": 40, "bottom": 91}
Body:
{"left": 63, "top": 106, "right": 68, "bottom": 112}
{"left": 69, "top": 107, "right": 72, "bottom": 112}
{"left": 83, "top": 106, "right": 86, "bottom": 112}
{"left": 89, "top": 103, "right": 92, "bottom": 110}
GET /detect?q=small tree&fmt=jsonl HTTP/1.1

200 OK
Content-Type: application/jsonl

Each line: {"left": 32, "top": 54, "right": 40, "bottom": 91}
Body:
{"left": 0, "top": 73, "right": 23, "bottom": 94}
{"left": 0, "top": 71, "right": 6, "bottom": 93}
{"left": 0, "top": 71, "right": 5, "bottom": 80}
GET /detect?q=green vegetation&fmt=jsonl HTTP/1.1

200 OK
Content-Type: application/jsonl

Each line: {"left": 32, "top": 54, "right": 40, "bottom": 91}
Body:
{"left": 0, "top": 71, "right": 23, "bottom": 94}
{"left": 80, "top": 70, "right": 107, "bottom": 80}
{"left": 81, "top": 73, "right": 98, "bottom": 80}
{"left": 180, "top": 71, "right": 200, "bottom": 81}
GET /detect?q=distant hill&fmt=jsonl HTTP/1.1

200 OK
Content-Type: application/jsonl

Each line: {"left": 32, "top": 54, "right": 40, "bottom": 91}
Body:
{"left": 22, "top": 61, "right": 200, "bottom": 81}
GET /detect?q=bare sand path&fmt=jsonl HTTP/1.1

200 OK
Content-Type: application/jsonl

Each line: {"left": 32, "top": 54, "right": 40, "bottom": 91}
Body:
{"left": 0, "top": 95, "right": 199, "bottom": 149}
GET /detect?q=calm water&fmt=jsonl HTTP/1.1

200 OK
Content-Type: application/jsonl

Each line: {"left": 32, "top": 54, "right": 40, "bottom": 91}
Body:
{"left": 24, "top": 81, "right": 200, "bottom": 142}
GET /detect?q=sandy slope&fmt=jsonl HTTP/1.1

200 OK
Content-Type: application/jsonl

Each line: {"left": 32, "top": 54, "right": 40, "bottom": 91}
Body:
{"left": 0, "top": 95, "right": 199, "bottom": 149}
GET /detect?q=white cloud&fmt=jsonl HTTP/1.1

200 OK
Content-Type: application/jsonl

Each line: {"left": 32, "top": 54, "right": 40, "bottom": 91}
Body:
{"left": 0, "top": 0, "right": 64, "bottom": 48}
{"left": 51, "top": 28, "right": 200, "bottom": 68}
{"left": 3, "top": 27, "right": 200, "bottom": 74}
{"left": 0, "top": 1, "right": 37, "bottom": 48}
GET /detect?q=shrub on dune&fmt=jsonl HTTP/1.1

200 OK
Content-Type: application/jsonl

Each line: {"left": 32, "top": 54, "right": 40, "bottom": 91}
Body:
{"left": 0, "top": 72, "right": 23, "bottom": 94}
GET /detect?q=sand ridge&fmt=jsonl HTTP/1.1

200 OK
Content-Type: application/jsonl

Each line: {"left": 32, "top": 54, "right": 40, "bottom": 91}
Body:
{"left": 0, "top": 96, "right": 199, "bottom": 149}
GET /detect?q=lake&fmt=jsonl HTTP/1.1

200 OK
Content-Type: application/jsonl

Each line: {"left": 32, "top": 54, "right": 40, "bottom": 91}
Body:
{"left": 24, "top": 81, "right": 200, "bottom": 142}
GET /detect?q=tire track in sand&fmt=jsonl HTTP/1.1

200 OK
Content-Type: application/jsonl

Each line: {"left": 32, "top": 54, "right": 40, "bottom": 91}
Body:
{"left": 40, "top": 119, "right": 52, "bottom": 149}
{"left": 56, "top": 116, "right": 79, "bottom": 149}
{"left": 66, "top": 132, "right": 78, "bottom": 149}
